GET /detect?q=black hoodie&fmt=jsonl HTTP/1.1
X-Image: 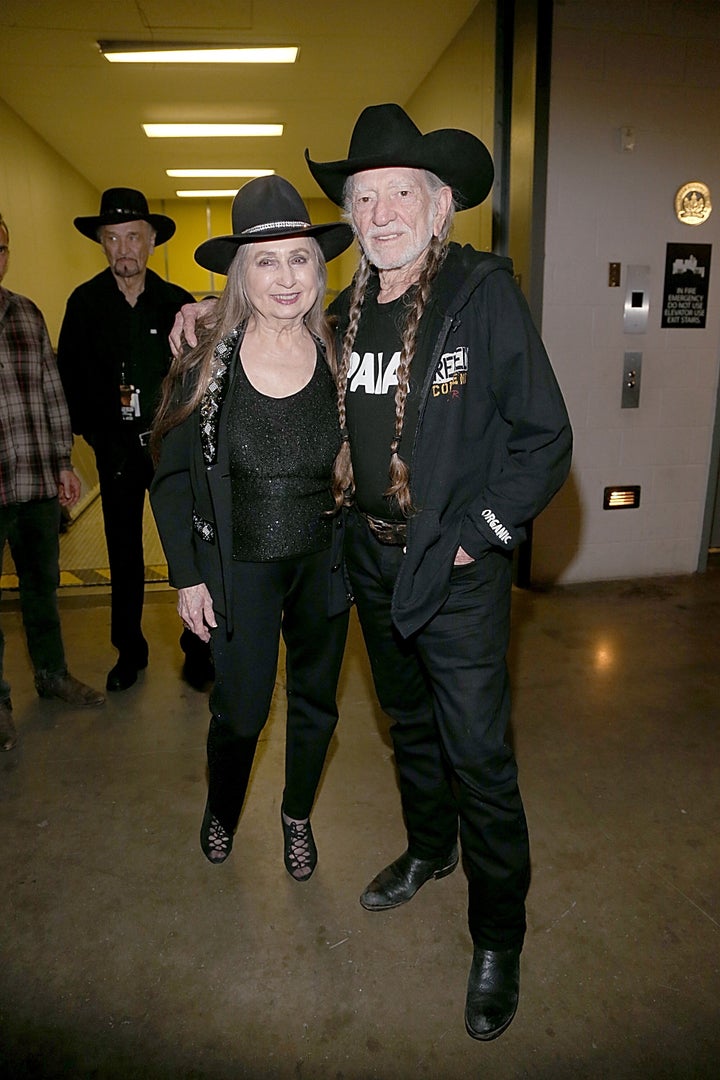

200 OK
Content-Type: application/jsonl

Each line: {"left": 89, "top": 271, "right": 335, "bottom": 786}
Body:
{"left": 330, "top": 242, "right": 572, "bottom": 638}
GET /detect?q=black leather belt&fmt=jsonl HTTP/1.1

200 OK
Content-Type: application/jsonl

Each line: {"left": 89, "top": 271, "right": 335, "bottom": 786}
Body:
{"left": 361, "top": 512, "right": 407, "bottom": 546}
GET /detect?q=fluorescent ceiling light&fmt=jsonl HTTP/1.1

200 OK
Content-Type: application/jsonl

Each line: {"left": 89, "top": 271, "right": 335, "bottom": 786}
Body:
{"left": 100, "top": 44, "right": 298, "bottom": 64}
{"left": 144, "top": 124, "right": 283, "bottom": 138}
{"left": 176, "top": 189, "right": 240, "bottom": 198}
{"left": 167, "top": 169, "right": 274, "bottom": 178}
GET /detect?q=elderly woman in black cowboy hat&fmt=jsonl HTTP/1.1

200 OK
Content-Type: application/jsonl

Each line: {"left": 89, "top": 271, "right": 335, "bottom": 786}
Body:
{"left": 150, "top": 176, "right": 353, "bottom": 880}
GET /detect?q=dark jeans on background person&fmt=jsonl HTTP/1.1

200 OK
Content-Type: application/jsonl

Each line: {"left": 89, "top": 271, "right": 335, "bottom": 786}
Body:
{"left": 95, "top": 438, "right": 154, "bottom": 665}
{"left": 0, "top": 497, "right": 66, "bottom": 700}
{"left": 345, "top": 508, "right": 530, "bottom": 951}
{"left": 206, "top": 546, "right": 349, "bottom": 830}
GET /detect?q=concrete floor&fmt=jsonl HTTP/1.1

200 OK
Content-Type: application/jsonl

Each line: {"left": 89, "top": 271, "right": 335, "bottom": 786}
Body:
{"left": 1, "top": 572, "right": 719, "bottom": 1079}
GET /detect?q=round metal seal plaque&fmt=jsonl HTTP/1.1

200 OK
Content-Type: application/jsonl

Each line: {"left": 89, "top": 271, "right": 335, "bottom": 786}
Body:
{"left": 674, "top": 181, "right": 712, "bottom": 225}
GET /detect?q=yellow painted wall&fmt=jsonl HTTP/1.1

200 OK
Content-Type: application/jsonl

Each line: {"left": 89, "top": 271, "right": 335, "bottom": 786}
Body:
{"left": 406, "top": 1, "right": 497, "bottom": 252}
{"left": 147, "top": 197, "right": 232, "bottom": 297}
{"left": 0, "top": 96, "right": 102, "bottom": 343}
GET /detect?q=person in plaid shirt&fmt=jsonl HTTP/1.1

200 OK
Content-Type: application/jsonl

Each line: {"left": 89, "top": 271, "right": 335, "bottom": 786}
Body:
{"left": 0, "top": 213, "right": 105, "bottom": 751}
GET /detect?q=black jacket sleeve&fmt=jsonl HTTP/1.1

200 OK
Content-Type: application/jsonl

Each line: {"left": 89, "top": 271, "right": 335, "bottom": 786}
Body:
{"left": 459, "top": 268, "right": 572, "bottom": 558}
{"left": 150, "top": 414, "right": 204, "bottom": 590}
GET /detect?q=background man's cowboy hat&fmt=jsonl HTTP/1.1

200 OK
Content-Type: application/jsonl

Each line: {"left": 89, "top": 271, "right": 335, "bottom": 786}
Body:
{"left": 305, "top": 102, "right": 494, "bottom": 211}
{"left": 74, "top": 187, "right": 176, "bottom": 244}
{"left": 194, "top": 175, "right": 353, "bottom": 275}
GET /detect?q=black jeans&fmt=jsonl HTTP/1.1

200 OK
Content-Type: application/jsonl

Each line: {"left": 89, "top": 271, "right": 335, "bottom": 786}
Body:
{"left": 0, "top": 497, "right": 66, "bottom": 700}
{"left": 95, "top": 439, "right": 154, "bottom": 663}
{"left": 345, "top": 509, "right": 529, "bottom": 950}
{"left": 208, "top": 547, "right": 349, "bottom": 823}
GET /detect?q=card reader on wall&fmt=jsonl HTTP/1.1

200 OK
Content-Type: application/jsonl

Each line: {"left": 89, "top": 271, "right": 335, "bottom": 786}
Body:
{"left": 623, "top": 265, "right": 650, "bottom": 333}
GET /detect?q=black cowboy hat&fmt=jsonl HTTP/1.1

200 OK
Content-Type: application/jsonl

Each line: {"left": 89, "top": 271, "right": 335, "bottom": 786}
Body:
{"left": 74, "top": 187, "right": 176, "bottom": 245}
{"left": 305, "top": 103, "right": 494, "bottom": 211}
{"left": 194, "top": 176, "right": 354, "bottom": 275}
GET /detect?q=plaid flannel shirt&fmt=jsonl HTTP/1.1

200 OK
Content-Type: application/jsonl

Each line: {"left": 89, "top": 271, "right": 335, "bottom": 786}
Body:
{"left": 0, "top": 286, "right": 73, "bottom": 506}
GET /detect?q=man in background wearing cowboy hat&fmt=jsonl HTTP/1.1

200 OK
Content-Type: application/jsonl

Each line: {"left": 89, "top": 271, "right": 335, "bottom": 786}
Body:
{"left": 306, "top": 104, "right": 572, "bottom": 1040}
{"left": 57, "top": 188, "right": 207, "bottom": 692}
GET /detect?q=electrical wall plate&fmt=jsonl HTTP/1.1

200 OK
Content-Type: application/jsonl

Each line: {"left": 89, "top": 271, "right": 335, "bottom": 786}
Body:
{"left": 623, "top": 264, "right": 651, "bottom": 333}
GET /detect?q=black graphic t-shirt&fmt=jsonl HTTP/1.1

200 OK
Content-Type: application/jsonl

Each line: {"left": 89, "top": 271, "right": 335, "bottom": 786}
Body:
{"left": 346, "top": 292, "right": 431, "bottom": 520}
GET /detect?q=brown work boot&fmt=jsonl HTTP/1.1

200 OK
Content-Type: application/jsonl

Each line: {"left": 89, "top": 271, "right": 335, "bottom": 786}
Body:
{"left": 36, "top": 672, "right": 106, "bottom": 707}
{"left": 1, "top": 699, "right": 17, "bottom": 751}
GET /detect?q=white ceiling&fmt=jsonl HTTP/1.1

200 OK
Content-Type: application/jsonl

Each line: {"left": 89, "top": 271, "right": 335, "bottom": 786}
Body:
{"left": 0, "top": 0, "right": 480, "bottom": 202}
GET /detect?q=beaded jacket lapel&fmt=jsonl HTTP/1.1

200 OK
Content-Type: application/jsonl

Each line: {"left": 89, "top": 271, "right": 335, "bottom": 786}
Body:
{"left": 199, "top": 325, "right": 241, "bottom": 466}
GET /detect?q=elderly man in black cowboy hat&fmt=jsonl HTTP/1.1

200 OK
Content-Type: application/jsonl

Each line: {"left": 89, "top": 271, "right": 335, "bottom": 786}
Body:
{"left": 57, "top": 188, "right": 209, "bottom": 691}
{"left": 305, "top": 104, "right": 572, "bottom": 1040}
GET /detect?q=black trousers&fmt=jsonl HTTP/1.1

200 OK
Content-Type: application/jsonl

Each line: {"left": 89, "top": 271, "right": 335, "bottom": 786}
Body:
{"left": 345, "top": 510, "right": 530, "bottom": 950}
{"left": 95, "top": 440, "right": 154, "bottom": 663}
{"left": 0, "top": 498, "right": 66, "bottom": 700}
{"left": 207, "top": 547, "right": 349, "bottom": 828}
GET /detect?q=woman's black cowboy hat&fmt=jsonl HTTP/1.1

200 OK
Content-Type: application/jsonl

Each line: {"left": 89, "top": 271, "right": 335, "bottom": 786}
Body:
{"left": 194, "top": 176, "right": 354, "bottom": 275}
{"left": 74, "top": 187, "right": 176, "bottom": 244}
{"left": 305, "top": 103, "right": 494, "bottom": 210}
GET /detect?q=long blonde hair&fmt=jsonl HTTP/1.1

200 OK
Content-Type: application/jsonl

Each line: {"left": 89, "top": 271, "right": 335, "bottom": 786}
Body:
{"left": 152, "top": 237, "right": 334, "bottom": 457}
{"left": 331, "top": 170, "right": 455, "bottom": 515}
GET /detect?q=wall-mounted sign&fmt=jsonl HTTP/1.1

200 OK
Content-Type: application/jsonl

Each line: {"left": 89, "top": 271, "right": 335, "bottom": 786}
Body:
{"left": 674, "top": 181, "right": 712, "bottom": 225}
{"left": 661, "top": 243, "right": 711, "bottom": 328}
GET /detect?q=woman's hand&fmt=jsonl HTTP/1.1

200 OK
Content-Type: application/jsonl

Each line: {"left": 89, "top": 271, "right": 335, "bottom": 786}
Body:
{"left": 169, "top": 298, "right": 218, "bottom": 356}
{"left": 178, "top": 583, "right": 217, "bottom": 642}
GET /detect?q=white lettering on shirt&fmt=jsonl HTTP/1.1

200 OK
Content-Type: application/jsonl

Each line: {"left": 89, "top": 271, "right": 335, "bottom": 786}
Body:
{"left": 348, "top": 350, "right": 401, "bottom": 395}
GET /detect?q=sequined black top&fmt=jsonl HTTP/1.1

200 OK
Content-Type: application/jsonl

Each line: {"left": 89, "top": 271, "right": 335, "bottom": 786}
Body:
{"left": 227, "top": 347, "right": 339, "bottom": 561}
